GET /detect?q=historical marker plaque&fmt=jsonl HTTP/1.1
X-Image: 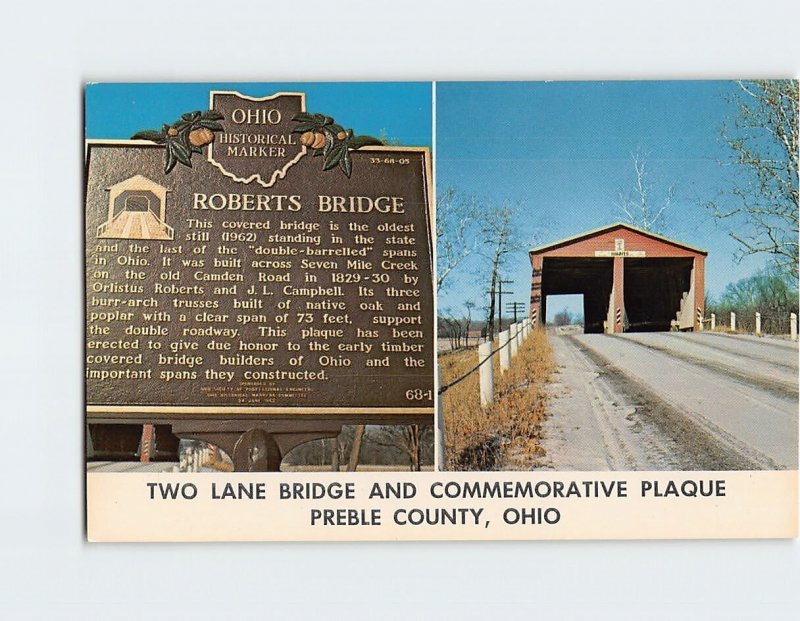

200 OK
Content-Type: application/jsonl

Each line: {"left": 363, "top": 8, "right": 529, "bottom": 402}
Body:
{"left": 85, "top": 91, "right": 433, "bottom": 421}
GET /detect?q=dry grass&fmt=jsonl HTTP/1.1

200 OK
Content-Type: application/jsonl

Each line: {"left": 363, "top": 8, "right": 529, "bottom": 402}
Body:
{"left": 440, "top": 330, "right": 554, "bottom": 470}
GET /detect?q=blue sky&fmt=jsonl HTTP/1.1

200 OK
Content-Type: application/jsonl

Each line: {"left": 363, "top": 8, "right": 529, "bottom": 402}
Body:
{"left": 85, "top": 82, "right": 432, "bottom": 147}
{"left": 435, "top": 81, "right": 778, "bottom": 320}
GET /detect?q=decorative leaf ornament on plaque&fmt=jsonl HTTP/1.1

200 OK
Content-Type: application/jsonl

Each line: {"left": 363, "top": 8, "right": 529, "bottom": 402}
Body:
{"left": 131, "top": 110, "right": 225, "bottom": 173}
{"left": 292, "top": 112, "right": 382, "bottom": 177}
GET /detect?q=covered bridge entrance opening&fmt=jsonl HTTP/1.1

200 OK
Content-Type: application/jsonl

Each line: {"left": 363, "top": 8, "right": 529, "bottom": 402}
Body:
{"left": 541, "top": 257, "right": 612, "bottom": 333}
{"left": 530, "top": 223, "right": 707, "bottom": 334}
{"left": 624, "top": 257, "right": 694, "bottom": 332}
{"left": 545, "top": 293, "right": 586, "bottom": 331}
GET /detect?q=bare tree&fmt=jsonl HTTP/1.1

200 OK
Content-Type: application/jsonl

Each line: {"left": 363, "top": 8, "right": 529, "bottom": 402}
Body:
{"left": 462, "top": 300, "right": 475, "bottom": 347}
{"left": 438, "top": 188, "right": 547, "bottom": 341}
{"left": 346, "top": 425, "right": 365, "bottom": 471}
{"left": 616, "top": 149, "right": 674, "bottom": 233}
{"left": 705, "top": 80, "right": 798, "bottom": 279}
{"left": 438, "top": 300, "right": 477, "bottom": 351}
{"left": 439, "top": 309, "right": 465, "bottom": 350}
{"left": 478, "top": 202, "right": 519, "bottom": 340}
{"left": 553, "top": 308, "right": 572, "bottom": 327}
{"left": 371, "top": 425, "right": 433, "bottom": 471}
{"left": 436, "top": 187, "right": 480, "bottom": 292}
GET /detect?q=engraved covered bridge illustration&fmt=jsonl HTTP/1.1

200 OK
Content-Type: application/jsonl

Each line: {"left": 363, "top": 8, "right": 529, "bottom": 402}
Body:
{"left": 97, "top": 175, "right": 174, "bottom": 241}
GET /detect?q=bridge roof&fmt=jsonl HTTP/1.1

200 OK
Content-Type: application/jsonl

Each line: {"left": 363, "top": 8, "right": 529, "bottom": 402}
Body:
{"left": 529, "top": 222, "right": 708, "bottom": 256}
{"left": 106, "top": 174, "right": 167, "bottom": 194}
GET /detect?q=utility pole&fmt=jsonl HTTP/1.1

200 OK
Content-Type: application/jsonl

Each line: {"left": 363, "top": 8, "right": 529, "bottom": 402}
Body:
{"left": 487, "top": 279, "right": 514, "bottom": 336}
{"left": 506, "top": 301, "right": 526, "bottom": 324}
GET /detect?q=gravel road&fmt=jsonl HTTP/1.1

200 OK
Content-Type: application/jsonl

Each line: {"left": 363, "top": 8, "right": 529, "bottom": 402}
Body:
{"left": 536, "top": 332, "right": 798, "bottom": 471}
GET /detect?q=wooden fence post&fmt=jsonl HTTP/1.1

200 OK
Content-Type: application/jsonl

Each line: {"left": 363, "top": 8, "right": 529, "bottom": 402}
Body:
{"left": 436, "top": 364, "right": 446, "bottom": 470}
{"left": 479, "top": 341, "right": 494, "bottom": 408}
{"left": 710, "top": 313, "right": 715, "bottom": 331}
{"left": 499, "top": 329, "right": 510, "bottom": 373}
{"left": 755, "top": 312, "right": 762, "bottom": 336}
{"left": 730, "top": 312, "right": 736, "bottom": 332}
{"left": 791, "top": 313, "right": 797, "bottom": 341}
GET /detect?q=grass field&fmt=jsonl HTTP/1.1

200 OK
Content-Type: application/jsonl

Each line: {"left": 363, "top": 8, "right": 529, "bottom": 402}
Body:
{"left": 439, "top": 330, "right": 554, "bottom": 470}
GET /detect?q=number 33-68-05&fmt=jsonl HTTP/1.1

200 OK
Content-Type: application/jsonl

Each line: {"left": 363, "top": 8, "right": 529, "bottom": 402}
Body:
{"left": 370, "top": 157, "right": 410, "bottom": 165}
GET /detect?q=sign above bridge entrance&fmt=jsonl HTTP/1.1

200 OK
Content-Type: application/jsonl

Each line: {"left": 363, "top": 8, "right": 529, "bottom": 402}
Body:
{"left": 594, "top": 238, "right": 647, "bottom": 257}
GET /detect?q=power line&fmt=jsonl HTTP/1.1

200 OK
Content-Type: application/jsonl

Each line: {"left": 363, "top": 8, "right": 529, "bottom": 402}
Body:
{"left": 505, "top": 301, "right": 526, "bottom": 323}
{"left": 486, "top": 279, "right": 514, "bottom": 337}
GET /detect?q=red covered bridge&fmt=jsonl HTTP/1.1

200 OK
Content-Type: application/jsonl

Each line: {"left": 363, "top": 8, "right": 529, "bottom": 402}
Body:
{"left": 529, "top": 223, "right": 707, "bottom": 333}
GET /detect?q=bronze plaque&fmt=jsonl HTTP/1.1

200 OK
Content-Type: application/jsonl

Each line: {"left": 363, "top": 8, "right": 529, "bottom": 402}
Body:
{"left": 85, "top": 92, "right": 433, "bottom": 419}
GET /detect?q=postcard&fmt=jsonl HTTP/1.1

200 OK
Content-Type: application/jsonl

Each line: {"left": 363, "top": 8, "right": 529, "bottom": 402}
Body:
{"left": 86, "top": 81, "right": 798, "bottom": 541}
